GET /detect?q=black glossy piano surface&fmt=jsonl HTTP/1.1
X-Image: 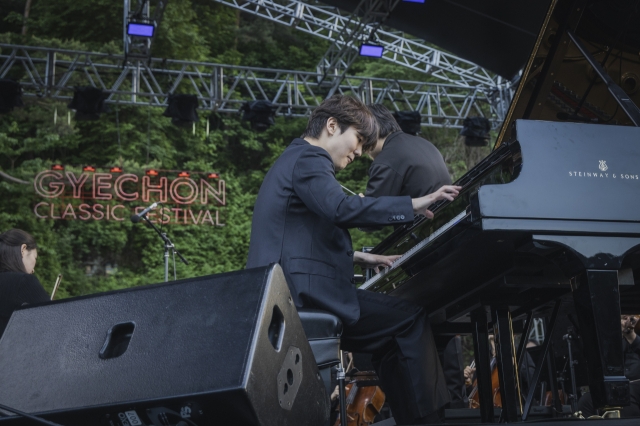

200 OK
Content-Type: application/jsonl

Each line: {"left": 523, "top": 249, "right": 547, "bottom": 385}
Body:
{"left": 363, "top": 120, "right": 640, "bottom": 321}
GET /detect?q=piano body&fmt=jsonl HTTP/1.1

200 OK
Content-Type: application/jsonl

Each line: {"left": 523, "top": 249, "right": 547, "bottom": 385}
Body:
{"left": 362, "top": 0, "right": 640, "bottom": 422}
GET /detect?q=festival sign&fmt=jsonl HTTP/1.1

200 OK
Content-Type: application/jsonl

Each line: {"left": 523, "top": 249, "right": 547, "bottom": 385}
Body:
{"left": 33, "top": 167, "right": 226, "bottom": 226}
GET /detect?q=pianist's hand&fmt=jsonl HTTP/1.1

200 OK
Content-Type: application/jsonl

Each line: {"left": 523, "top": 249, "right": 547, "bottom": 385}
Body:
{"left": 411, "top": 185, "right": 462, "bottom": 218}
{"left": 353, "top": 251, "right": 401, "bottom": 273}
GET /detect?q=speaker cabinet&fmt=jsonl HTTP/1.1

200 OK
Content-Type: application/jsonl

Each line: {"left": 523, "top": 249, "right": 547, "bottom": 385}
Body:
{"left": 0, "top": 264, "right": 328, "bottom": 426}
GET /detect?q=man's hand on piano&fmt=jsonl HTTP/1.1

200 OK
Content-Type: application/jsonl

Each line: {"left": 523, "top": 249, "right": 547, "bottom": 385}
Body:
{"left": 353, "top": 251, "right": 402, "bottom": 273}
{"left": 411, "top": 185, "right": 462, "bottom": 218}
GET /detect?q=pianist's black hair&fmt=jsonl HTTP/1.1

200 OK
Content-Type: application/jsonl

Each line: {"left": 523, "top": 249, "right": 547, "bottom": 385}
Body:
{"left": 0, "top": 229, "right": 38, "bottom": 273}
{"left": 367, "top": 104, "right": 402, "bottom": 139}
{"left": 301, "top": 95, "right": 379, "bottom": 152}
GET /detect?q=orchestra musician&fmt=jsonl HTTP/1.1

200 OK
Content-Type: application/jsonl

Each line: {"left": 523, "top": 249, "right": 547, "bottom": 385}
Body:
{"left": 246, "top": 95, "right": 461, "bottom": 424}
{"left": 365, "top": 104, "right": 451, "bottom": 199}
{"left": 576, "top": 315, "right": 640, "bottom": 417}
{"left": 0, "top": 229, "right": 50, "bottom": 338}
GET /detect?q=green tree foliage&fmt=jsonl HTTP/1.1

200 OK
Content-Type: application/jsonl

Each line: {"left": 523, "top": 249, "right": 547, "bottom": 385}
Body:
{"left": 0, "top": 1, "right": 488, "bottom": 299}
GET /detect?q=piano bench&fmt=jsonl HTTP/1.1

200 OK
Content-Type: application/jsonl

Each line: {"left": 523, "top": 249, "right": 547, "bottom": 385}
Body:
{"left": 298, "top": 308, "right": 343, "bottom": 397}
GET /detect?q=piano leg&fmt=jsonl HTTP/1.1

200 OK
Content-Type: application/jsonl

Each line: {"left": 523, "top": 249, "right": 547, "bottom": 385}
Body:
{"left": 493, "top": 308, "right": 521, "bottom": 422}
{"left": 471, "top": 310, "right": 494, "bottom": 422}
{"left": 572, "top": 270, "right": 629, "bottom": 410}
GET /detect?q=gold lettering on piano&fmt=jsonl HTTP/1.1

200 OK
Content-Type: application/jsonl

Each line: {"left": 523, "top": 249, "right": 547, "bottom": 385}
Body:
{"left": 568, "top": 161, "right": 638, "bottom": 181}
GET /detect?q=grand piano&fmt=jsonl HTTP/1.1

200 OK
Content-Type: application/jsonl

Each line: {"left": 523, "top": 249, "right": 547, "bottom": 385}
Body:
{"left": 361, "top": 0, "right": 640, "bottom": 422}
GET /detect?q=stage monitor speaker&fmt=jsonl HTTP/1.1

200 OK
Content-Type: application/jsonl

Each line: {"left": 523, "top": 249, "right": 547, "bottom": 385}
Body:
{"left": 0, "top": 264, "right": 328, "bottom": 426}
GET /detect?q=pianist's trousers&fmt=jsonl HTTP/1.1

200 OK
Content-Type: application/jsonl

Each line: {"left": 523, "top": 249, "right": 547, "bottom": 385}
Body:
{"left": 340, "top": 290, "right": 450, "bottom": 425}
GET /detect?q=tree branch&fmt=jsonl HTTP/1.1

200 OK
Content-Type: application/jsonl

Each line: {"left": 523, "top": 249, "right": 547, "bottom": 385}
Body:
{"left": 0, "top": 170, "right": 30, "bottom": 185}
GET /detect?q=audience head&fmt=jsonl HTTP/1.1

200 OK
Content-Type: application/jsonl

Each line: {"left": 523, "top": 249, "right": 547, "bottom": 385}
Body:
{"left": 0, "top": 229, "right": 38, "bottom": 274}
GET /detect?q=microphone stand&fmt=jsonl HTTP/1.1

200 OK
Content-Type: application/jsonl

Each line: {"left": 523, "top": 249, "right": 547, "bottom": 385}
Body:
{"left": 140, "top": 213, "right": 188, "bottom": 282}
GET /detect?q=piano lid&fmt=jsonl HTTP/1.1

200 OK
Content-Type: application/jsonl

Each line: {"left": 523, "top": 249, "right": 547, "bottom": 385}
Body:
{"left": 495, "top": 0, "right": 640, "bottom": 148}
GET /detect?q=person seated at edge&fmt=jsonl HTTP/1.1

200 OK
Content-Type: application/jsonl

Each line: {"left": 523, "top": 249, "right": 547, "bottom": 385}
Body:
{"left": 365, "top": 104, "right": 452, "bottom": 199}
{"left": 576, "top": 315, "right": 640, "bottom": 418}
{"left": 0, "top": 229, "right": 50, "bottom": 339}
{"left": 246, "top": 94, "right": 461, "bottom": 425}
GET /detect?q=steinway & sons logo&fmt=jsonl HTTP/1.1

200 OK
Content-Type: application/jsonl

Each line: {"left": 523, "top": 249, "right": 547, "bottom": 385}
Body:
{"left": 569, "top": 160, "right": 638, "bottom": 180}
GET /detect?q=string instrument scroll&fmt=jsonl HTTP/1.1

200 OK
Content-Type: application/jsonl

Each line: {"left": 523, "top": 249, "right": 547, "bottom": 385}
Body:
{"left": 50, "top": 274, "right": 62, "bottom": 300}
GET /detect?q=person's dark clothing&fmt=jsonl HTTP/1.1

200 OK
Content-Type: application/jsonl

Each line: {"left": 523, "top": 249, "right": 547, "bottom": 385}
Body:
{"left": 246, "top": 138, "right": 450, "bottom": 423}
{"left": 577, "top": 335, "right": 640, "bottom": 417}
{"left": 366, "top": 131, "right": 451, "bottom": 199}
{"left": 0, "top": 272, "right": 49, "bottom": 338}
{"left": 247, "top": 138, "right": 414, "bottom": 326}
{"left": 624, "top": 335, "right": 640, "bottom": 381}
{"left": 577, "top": 381, "right": 640, "bottom": 418}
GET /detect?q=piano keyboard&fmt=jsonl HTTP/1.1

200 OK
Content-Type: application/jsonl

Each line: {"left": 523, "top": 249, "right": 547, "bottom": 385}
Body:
{"left": 360, "top": 210, "right": 470, "bottom": 291}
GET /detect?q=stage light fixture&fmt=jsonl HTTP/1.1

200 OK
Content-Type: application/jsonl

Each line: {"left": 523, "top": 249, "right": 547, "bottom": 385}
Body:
{"left": 163, "top": 94, "right": 199, "bottom": 127}
{"left": 460, "top": 117, "right": 491, "bottom": 147}
{"left": 83, "top": 166, "right": 96, "bottom": 172}
{"left": 178, "top": 171, "right": 190, "bottom": 178}
{"left": 110, "top": 166, "right": 123, "bottom": 173}
{"left": 240, "top": 100, "right": 276, "bottom": 132}
{"left": 127, "top": 22, "right": 155, "bottom": 38}
{"left": 207, "top": 173, "right": 220, "bottom": 179}
{"left": 0, "top": 79, "right": 24, "bottom": 114}
{"left": 359, "top": 44, "right": 384, "bottom": 58}
{"left": 392, "top": 111, "right": 422, "bottom": 135}
{"left": 51, "top": 164, "right": 65, "bottom": 171}
{"left": 145, "top": 169, "right": 159, "bottom": 177}
{"left": 67, "top": 87, "right": 109, "bottom": 120}
{"left": 403, "top": 0, "right": 426, "bottom": 3}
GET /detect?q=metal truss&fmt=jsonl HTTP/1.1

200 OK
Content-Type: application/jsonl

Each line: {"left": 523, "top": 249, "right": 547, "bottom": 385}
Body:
{"left": 317, "top": 0, "right": 400, "bottom": 90}
{"left": 0, "top": 44, "right": 502, "bottom": 129}
{"left": 123, "top": 0, "right": 168, "bottom": 60}
{"left": 212, "top": 0, "right": 499, "bottom": 89}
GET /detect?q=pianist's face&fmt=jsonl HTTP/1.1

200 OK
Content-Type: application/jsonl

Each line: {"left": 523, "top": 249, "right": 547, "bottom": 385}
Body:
{"left": 324, "top": 120, "right": 364, "bottom": 171}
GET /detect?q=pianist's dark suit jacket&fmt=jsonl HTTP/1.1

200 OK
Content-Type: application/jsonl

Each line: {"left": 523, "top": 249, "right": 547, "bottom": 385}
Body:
{"left": 247, "top": 138, "right": 414, "bottom": 325}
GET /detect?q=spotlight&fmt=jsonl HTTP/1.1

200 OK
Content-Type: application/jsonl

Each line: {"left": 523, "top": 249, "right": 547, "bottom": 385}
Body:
{"left": 163, "top": 94, "right": 199, "bottom": 127}
{"left": 110, "top": 166, "right": 123, "bottom": 173}
{"left": 83, "top": 166, "right": 96, "bottom": 172}
{"left": 359, "top": 44, "right": 384, "bottom": 58}
{"left": 67, "top": 87, "right": 109, "bottom": 120}
{"left": 51, "top": 164, "right": 65, "bottom": 171}
{"left": 460, "top": 117, "right": 491, "bottom": 147}
{"left": 177, "top": 171, "right": 190, "bottom": 178}
{"left": 240, "top": 100, "right": 276, "bottom": 132}
{"left": 392, "top": 111, "right": 422, "bottom": 135}
{"left": 207, "top": 173, "right": 220, "bottom": 179}
{"left": 0, "top": 79, "right": 24, "bottom": 114}
{"left": 127, "top": 22, "right": 155, "bottom": 38}
{"left": 145, "top": 169, "right": 159, "bottom": 177}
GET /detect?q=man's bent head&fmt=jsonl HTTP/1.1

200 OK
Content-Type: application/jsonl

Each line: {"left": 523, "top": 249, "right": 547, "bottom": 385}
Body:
{"left": 302, "top": 95, "right": 379, "bottom": 170}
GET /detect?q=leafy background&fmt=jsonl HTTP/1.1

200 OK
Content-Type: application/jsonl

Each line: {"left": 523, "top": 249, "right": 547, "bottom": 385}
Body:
{"left": 0, "top": 0, "right": 490, "bottom": 298}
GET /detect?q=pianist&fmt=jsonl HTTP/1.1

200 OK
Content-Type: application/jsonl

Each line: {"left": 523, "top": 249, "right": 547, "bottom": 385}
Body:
{"left": 365, "top": 104, "right": 451, "bottom": 199}
{"left": 246, "top": 94, "right": 461, "bottom": 424}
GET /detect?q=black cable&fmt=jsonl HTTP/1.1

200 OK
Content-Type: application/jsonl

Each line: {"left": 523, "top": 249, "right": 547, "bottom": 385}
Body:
{"left": 0, "top": 403, "right": 63, "bottom": 426}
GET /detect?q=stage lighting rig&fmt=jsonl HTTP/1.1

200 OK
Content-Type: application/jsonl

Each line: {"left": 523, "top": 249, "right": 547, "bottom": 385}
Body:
{"left": 124, "top": 0, "right": 167, "bottom": 61}
{"left": 392, "top": 111, "right": 422, "bottom": 135}
{"left": 67, "top": 87, "right": 109, "bottom": 120}
{"left": 0, "top": 79, "right": 24, "bottom": 114}
{"left": 240, "top": 100, "right": 276, "bottom": 132}
{"left": 163, "top": 94, "right": 199, "bottom": 127}
{"left": 460, "top": 117, "right": 491, "bottom": 146}
{"left": 359, "top": 43, "right": 384, "bottom": 58}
